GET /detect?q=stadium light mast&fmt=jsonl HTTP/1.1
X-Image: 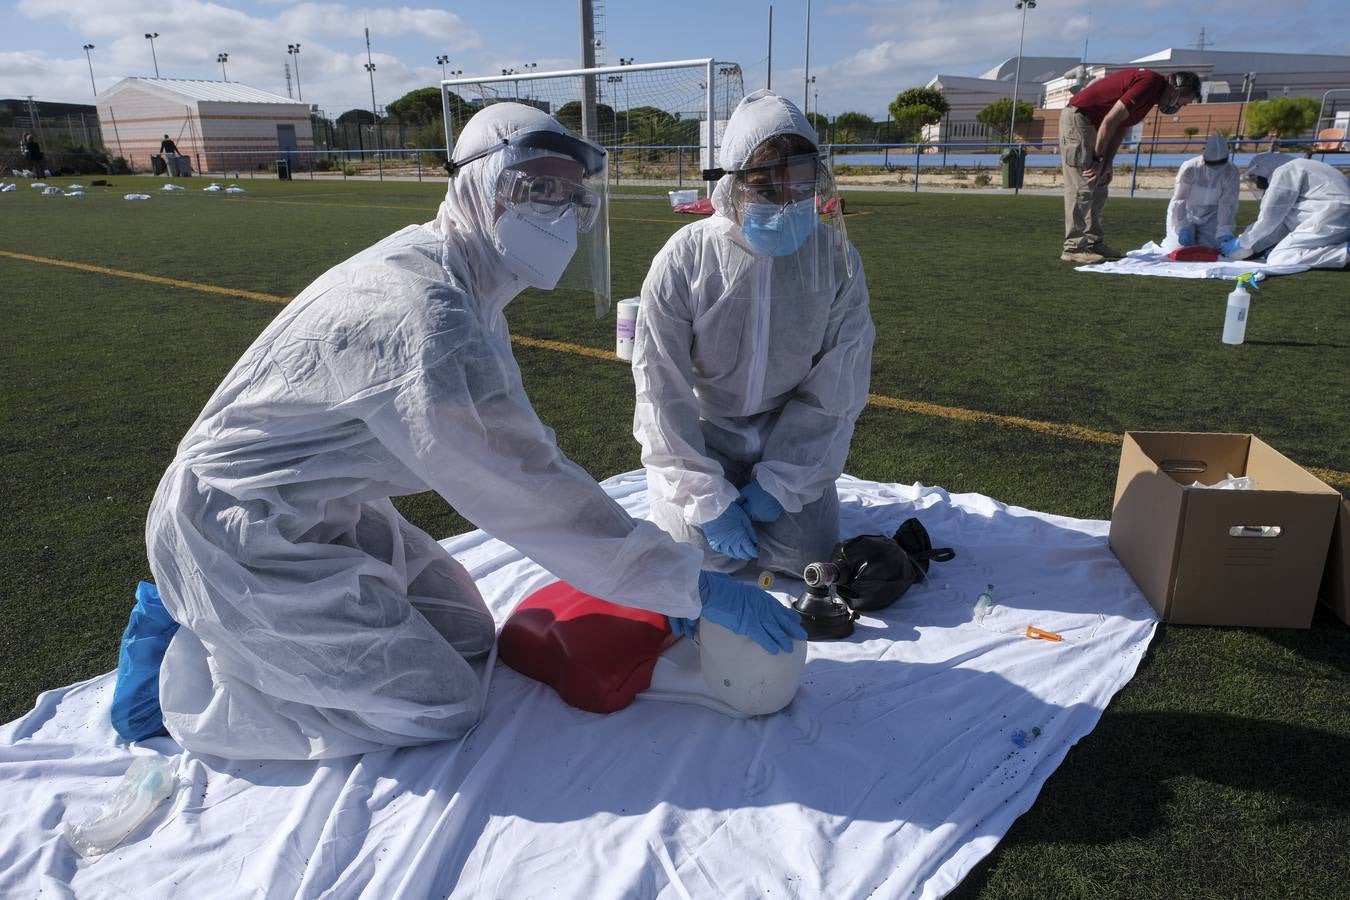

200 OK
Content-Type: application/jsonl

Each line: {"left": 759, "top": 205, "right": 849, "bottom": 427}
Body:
{"left": 217, "top": 52, "right": 229, "bottom": 81}
{"left": 145, "top": 33, "right": 160, "bottom": 78}
{"left": 288, "top": 44, "right": 303, "bottom": 101}
{"left": 1008, "top": 0, "right": 1036, "bottom": 148}
{"left": 802, "top": 0, "right": 811, "bottom": 111}
{"left": 437, "top": 54, "right": 450, "bottom": 81}
{"left": 365, "top": 26, "right": 383, "bottom": 180}
{"left": 766, "top": 5, "right": 773, "bottom": 91}
{"left": 82, "top": 44, "right": 97, "bottom": 96}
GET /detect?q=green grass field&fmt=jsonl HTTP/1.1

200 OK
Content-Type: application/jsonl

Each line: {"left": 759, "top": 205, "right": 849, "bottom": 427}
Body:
{"left": 2, "top": 175, "right": 1348, "bottom": 898}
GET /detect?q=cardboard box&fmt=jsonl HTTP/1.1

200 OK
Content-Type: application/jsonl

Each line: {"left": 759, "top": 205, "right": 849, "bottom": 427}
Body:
{"left": 1320, "top": 495, "right": 1350, "bottom": 624}
{"left": 1109, "top": 432, "right": 1340, "bottom": 628}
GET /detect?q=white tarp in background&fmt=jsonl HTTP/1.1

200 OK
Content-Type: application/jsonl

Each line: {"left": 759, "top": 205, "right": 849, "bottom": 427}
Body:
{"left": 0, "top": 472, "right": 1157, "bottom": 899}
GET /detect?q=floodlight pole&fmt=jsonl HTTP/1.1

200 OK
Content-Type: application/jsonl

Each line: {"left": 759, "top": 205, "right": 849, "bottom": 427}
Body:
{"left": 217, "top": 52, "right": 229, "bottom": 81}
{"left": 145, "top": 33, "right": 160, "bottom": 78}
{"left": 288, "top": 44, "right": 303, "bottom": 101}
{"left": 82, "top": 44, "right": 97, "bottom": 96}
{"left": 802, "top": 0, "right": 811, "bottom": 110}
{"left": 579, "top": 0, "right": 599, "bottom": 140}
{"left": 365, "top": 27, "right": 382, "bottom": 181}
{"left": 766, "top": 5, "right": 773, "bottom": 90}
{"left": 1008, "top": 0, "right": 1035, "bottom": 151}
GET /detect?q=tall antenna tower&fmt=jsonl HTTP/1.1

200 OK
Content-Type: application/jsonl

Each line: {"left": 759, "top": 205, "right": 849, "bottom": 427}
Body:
{"left": 1189, "top": 27, "right": 1214, "bottom": 51}
{"left": 284, "top": 62, "right": 293, "bottom": 98}
{"left": 592, "top": 0, "right": 608, "bottom": 67}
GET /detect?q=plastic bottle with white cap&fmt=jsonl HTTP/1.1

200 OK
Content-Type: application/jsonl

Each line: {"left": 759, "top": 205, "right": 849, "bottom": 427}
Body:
{"left": 1222, "top": 272, "right": 1263, "bottom": 345}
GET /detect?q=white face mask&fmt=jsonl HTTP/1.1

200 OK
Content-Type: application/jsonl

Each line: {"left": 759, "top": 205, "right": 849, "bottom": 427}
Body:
{"left": 494, "top": 205, "right": 578, "bottom": 290}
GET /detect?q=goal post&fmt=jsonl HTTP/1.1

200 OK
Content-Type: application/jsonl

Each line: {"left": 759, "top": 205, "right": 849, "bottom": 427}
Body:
{"left": 440, "top": 59, "right": 745, "bottom": 192}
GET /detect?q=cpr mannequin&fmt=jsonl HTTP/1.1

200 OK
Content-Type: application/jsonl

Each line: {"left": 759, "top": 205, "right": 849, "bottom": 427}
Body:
{"left": 499, "top": 581, "right": 806, "bottom": 718}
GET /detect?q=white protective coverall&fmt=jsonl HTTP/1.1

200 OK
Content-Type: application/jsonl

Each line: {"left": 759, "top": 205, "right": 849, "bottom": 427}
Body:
{"left": 147, "top": 103, "right": 703, "bottom": 760}
{"left": 632, "top": 90, "right": 875, "bottom": 577}
{"left": 1164, "top": 133, "right": 1239, "bottom": 249}
{"left": 1232, "top": 154, "right": 1350, "bottom": 269}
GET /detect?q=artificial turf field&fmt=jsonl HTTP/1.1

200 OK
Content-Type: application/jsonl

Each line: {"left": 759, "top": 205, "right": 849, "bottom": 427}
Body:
{"left": 2, "top": 175, "right": 1348, "bottom": 898}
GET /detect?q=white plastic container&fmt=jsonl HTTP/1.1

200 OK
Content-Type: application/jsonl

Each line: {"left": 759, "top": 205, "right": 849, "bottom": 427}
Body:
{"left": 667, "top": 189, "right": 698, "bottom": 208}
{"left": 1222, "top": 274, "right": 1260, "bottom": 345}
{"left": 615, "top": 297, "right": 641, "bottom": 360}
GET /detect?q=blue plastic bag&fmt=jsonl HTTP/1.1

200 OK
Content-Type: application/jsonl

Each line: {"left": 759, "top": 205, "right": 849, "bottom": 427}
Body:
{"left": 110, "top": 582, "right": 180, "bottom": 742}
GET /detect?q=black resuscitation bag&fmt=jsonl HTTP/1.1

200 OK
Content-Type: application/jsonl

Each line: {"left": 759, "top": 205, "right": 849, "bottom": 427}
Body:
{"left": 831, "top": 517, "right": 955, "bottom": 612}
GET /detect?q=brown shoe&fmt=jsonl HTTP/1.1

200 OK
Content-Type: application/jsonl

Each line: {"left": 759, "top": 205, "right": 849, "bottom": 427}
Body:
{"left": 1090, "top": 244, "right": 1125, "bottom": 260}
{"left": 1061, "top": 250, "right": 1106, "bottom": 263}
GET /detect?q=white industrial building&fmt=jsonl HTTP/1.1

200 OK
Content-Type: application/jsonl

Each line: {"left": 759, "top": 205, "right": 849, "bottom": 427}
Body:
{"left": 925, "top": 49, "right": 1350, "bottom": 144}
{"left": 922, "top": 56, "right": 1080, "bottom": 142}
{"left": 95, "top": 78, "right": 313, "bottom": 174}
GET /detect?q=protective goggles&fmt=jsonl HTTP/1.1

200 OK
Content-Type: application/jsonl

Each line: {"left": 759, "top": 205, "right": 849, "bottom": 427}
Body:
{"left": 445, "top": 129, "right": 607, "bottom": 178}
{"left": 496, "top": 168, "right": 601, "bottom": 233}
{"left": 705, "top": 153, "right": 831, "bottom": 207}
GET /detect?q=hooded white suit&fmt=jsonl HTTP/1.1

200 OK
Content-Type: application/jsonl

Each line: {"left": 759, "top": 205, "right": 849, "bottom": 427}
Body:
{"left": 631, "top": 90, "right": 874, "bottom": 577}
{"left": 1164, "top": 133, "right": 1239, "bottom": 249}
{"left": 147, "top": 104, "right": 703, "bottom": 760}
{"left": 1230, "top": 153, "right": 1350, "bottom": 269}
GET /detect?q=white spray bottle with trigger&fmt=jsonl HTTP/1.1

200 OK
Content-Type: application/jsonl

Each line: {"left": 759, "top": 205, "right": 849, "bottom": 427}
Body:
{"left": 1222, "top": 272, "right": 1263, "bottom": 345}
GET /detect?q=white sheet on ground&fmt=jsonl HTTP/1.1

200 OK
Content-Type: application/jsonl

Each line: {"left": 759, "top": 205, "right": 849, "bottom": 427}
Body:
{"left": 0, "top": 472, "right": 1156, "bottom": 900}
{"left": 1076, "top": 241, "right": 1310, "bottom": 279}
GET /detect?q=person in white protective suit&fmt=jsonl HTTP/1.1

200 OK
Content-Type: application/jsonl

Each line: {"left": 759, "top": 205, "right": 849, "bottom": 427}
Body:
{"left": 1221, "top": 152, "right": 1350, "bottom": 269}
{"left": 1163, "top": 132, "right": 1239, "bottom": 250}
{"left": 138, "top": 103, "right": 804, "bottom": 760}
{"left": 632, "top": 89, "right": 874, "bottom": 586}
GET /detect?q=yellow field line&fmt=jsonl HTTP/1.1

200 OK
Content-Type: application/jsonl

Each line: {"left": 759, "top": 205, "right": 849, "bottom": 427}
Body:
{"left": 7, "top": 248, "right": 1347, "bottom": 487}
{"left": 0, "top": 250, "right": 289, "bottom": 304}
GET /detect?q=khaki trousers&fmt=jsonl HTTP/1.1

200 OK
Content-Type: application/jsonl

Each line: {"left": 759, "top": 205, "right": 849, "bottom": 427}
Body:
{"left": 1060, "top": 106, "right": 1109, "bottom": 252}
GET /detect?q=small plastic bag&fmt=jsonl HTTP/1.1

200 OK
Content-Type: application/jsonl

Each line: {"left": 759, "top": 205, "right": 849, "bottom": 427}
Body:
{"left": 64, "top": 756, "right": 177, "bottom": 859}
{"left": 1190, "top": 472, "right": 1256, "bottom": 491}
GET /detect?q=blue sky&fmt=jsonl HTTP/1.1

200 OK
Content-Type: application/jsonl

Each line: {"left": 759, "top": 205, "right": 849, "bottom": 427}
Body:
{"left": 6, "top": 0, "right": 1347, "bottom": 117}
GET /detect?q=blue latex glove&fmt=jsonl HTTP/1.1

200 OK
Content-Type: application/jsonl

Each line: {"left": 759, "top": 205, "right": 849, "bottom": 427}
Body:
{"left": 700, "top": 502, "right": 758, "bottom": 560}
{"left": 738, "top": 480, "right": 783, "bottom": 523}
{"left": 111, "top": 582, "right": 180, "bottom": 742}
{"left": 1218, "top": 233, "right": 1235, "bottom": 249}
{"left": 667, "top": 615, "right": 698, "bottom": 639}
{"left": 1220, "top": 234, "right": 1242, "bottom": 257}
{"left": 1177, "top": 224, "right": 1197, "bottom": 246}
{"left": 697, "top": 571, "right": 807, "bottom": 654}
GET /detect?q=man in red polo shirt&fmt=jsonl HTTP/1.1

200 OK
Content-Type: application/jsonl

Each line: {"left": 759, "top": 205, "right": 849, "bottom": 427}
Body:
{"left": 1059, "top": 68, "right": 1201, "bottom": 263}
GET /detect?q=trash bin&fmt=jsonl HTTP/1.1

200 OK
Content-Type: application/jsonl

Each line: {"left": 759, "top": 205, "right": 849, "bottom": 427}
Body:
{"left": 150, "top": 154, "right": 166, "bottom": 176}
{"left": 169, "top": 155, "right": 192, "bottom": 177}
{"left": 1000, "top": 147, "right": 1027, "bottom": 189}
{"left": 276, "top": 158, "right": 292, "bottom": 181}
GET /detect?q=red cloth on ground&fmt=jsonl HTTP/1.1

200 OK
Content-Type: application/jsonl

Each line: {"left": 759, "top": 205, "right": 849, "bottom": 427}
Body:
{"left": 498, "top": 581, "right": 677, "bottom": 714}
{"left": 1168, "top": 246, "right": 1221, "bottom": 262}
{"left": 1069, "top": 68, "right": 1168, "bottom": 129}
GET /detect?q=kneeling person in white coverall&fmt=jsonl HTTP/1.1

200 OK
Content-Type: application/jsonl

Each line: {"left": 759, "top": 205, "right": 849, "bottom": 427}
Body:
{"left": 138, "top": 103, "right": 804, "bottom": 760}
{"left": 1164, "top": 132, "right": 1239, "bottom": 250}
{"left": 1222, "top": 152, "right": 1350, "bottom": 269}
{"left": 633, "top": 90, "right": 874, "bottom": 585}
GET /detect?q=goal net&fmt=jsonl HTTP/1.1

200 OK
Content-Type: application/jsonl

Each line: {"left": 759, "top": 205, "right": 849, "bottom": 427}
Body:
{"left": 441, "top": 59, "right": 745, "bottom": 188}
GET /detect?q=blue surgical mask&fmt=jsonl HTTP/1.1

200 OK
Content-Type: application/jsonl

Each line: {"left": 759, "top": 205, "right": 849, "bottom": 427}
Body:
{"left": 739, "top": 198, "right": 817, "bottom": 257}
{"left": 1159, "top": 100, "right": 1181, "bottom": 115}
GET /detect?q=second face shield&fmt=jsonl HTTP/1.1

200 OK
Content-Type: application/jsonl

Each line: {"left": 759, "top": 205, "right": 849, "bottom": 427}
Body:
{"left": 727, "top": 152, "right": 852, "bottom": 290}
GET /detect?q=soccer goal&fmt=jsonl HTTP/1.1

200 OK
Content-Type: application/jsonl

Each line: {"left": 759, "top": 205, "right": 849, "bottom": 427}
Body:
{"left": 441, "top": 59, "right": 745, "bottom": 190}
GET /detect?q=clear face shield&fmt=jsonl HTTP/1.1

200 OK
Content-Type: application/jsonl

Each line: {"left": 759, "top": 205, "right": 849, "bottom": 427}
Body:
{"left": 449, "top": 129, "right": 611, "bottom": 317}
{"left": 709, "top": 151, "right": 852, "bottom": 291}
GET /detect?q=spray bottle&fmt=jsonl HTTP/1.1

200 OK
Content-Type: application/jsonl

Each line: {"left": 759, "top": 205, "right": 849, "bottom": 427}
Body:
{"left": 1222, "top": 272, "right": 1263, "bottom": 345}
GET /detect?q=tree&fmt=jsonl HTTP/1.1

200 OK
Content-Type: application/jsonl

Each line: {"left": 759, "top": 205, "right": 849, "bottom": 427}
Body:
{"left": 806, "top": 111, "right": 829, "bottom": 137}
{"left": 888, "top": 87, "right": 948, "bottom": 142}
{"left": 1182, "top": 126, "right": 1200, "bottom": 151}
{"left": 555, "top": 101, "right": 616, "bottom": 139}
{"left": 975, "top": 98, "right": 1036, "bottom": 142}
{"left": 337, "top": 108, "right": 376, "bottom": 127}
{"left": 387, "top": 87, "right": 443, "bottom": 125}
{"left": 834, "top": 111, "right": 875, "bottom": 144}
{"left": 1245, "top": 97, "right": 1319, "bottom": 148}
